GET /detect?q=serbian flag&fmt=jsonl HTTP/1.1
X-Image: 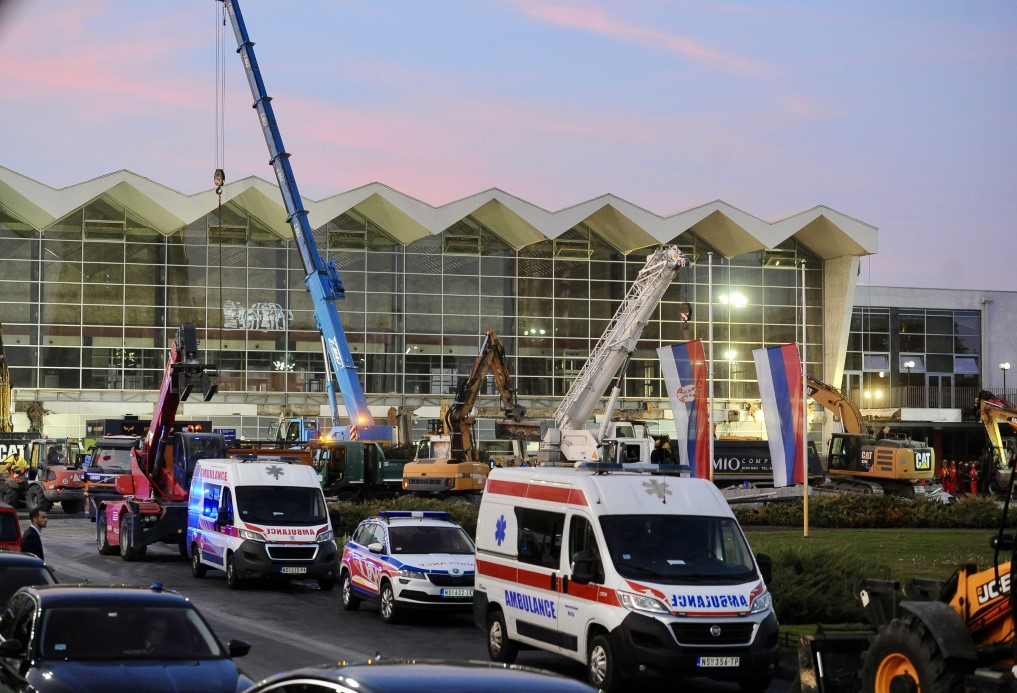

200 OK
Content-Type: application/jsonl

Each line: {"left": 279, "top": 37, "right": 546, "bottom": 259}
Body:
{"left": 753, "top": 344, "right": 806, "bottom": 487}
{"left": 657, "top": 339, "right": 711, "bottom": 479}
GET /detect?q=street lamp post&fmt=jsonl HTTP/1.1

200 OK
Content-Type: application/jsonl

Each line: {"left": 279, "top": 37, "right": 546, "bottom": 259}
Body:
{"left": 1001, "top": 362, "right": 1011, "bottom": 391}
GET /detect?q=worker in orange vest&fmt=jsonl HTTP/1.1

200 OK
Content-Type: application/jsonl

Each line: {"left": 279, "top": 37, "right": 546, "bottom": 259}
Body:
{"left": 944, "top": 460, "right": 956, "bottom": 495}
{"left": 969, "top": 461, "right": 980, "bottom": 495}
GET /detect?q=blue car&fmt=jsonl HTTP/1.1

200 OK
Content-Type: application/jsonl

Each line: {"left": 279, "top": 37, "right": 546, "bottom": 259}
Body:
{"left": 0, "top": 583, "right": 252, "bottom": 692}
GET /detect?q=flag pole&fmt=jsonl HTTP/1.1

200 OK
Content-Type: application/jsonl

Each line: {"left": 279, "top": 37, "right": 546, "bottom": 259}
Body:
{"left": 708, "top": 252, "right": 715, "bottom": 482}
{"left": 802, "top": 260, "right": 809, "bottom": 538}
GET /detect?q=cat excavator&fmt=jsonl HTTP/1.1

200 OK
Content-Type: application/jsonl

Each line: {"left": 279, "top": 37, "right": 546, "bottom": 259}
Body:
{"left": 807, "top": 376, "right": 935, "bottom": 496}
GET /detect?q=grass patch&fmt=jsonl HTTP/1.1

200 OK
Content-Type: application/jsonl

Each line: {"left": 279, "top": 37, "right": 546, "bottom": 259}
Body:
{"left": 745, "top": 527, "right": 1004, "bottom": 583}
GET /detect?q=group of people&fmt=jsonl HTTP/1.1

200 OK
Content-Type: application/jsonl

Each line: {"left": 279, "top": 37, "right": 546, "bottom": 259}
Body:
{"left": 940, "top": 459, "right": 983, "bottom": 496}
{"left": 0, "top": 450, "right": 28, "bottom": 475}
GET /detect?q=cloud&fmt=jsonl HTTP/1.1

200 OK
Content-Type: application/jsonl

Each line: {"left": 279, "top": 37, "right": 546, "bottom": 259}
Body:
{"left": 507, "top": 0, "right": 776, "bottom": 76}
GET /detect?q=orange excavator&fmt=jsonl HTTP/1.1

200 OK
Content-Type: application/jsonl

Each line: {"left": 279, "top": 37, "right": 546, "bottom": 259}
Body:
{"left": 976, "top": 390, "right": 1017, "bottom": 496}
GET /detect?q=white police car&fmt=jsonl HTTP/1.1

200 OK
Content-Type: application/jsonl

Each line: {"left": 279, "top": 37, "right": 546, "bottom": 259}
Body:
{"left": 340, "top": 511, "right": 476, "bottom": 623}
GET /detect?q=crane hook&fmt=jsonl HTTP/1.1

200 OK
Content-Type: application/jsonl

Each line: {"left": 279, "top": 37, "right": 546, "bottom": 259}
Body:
{"left": 213, "top": 168, "right": 225, "bottom": 196}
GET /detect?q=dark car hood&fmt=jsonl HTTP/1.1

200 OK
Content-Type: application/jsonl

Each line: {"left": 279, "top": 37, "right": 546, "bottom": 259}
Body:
{"left": 28, "top": 659, "right": 251, "bottom": 693}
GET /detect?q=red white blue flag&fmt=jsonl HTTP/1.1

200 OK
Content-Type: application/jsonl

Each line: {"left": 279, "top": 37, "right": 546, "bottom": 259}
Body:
{"left": 752, "top": 344, "right": 805, "bottom": 487}
{"left": 657, "top": 339, "right": 711, "bottom": 479}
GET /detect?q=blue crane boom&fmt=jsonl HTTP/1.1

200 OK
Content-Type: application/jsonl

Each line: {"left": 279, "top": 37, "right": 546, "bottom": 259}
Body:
{"left": 221, "top": 0, "right": 392, "bottom": 443}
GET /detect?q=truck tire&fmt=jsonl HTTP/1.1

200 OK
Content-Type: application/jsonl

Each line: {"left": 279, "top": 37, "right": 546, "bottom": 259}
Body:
{"left": 588, "top": 633, "right": 625, "bottom": 692}
{"left": 26, "top": 486, "right": 52, "bottom": 512}
{"left": 119, "top": 516, "right": 146, "bottom": 561}
{"left": 191, "top": 544, "right": 207, "bottom": 578}
{"left": 1, "top": 486, "right": 19, "bottom": 508}
{"left": 61, "top": 499, "right": 83, "bottom": 514}
{"left": 97, "top": 513, "right": 117, "bottom": 555}
{"left": 379, "top": 581, "right": 400, "bottom": 623}
{"left": 340, "top": 570, "right": 361, "bottom": 610}
{"left": 486, "top": 609, "right": 518, "bottom": 664}
{"left": 861, "top": 616, "right": 966, "bottom": 693}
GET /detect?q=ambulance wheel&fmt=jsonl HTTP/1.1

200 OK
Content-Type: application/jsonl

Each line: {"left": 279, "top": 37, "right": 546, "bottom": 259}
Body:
{"left": 379, "top": 581, "right": 400, "bottom": 623}
{"left": 486, "top": 610, "right": 518, "bottom": 664}
{"left": 26, "top": 487, "right": 51, "bottom": 513}
{"left": 191, "top": 544, "right": 207, "bottom": 578}
{"left": 120, "top": 516, "right": 145, "bottom": 561}
{"left": 860, "top": 616, "right": 964, "bottom": 693}
{"left": 340, "top": 570, "right": 361, "bottom": 611}
{"left": 588, "top": 633, "right": 624, "bottom": 692}
{"left": 225, "top": 552, "right": 242, "bottom": 590}
{"left": 97, "top": 514, "right": 117, "bottom": 555}
{"left": 61, "top": 499, "right": 83, "bottom": 514}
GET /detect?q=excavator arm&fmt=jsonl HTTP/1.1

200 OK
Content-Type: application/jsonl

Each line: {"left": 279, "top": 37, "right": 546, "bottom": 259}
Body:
{"left": 977, "top": 390, "right": 1017, "bottom": 472}
{"left": 806, "top": 375, "right": 865, "bottom": 435}
{"left": 444, "top": 331, "right": 526, "bottom": 461}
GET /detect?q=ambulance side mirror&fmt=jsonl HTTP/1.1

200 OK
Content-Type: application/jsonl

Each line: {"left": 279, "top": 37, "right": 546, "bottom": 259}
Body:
{"left": 570, "top": 550, "right": 601, "bottom": 585}
{"left": 367, "top": 542, "right": 385, "bottom": 554}
{"left": 756, "top": 552, "right": 773, "bottom": 583}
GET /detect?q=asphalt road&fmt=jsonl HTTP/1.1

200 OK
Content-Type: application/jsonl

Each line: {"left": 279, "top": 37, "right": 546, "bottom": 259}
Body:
{"left": 30, "top": 510, "right": 792, "bottom": 692}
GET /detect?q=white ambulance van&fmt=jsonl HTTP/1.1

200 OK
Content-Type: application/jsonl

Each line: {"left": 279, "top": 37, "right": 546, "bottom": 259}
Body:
{"left": 186, "top": 458, "right": 337, "bottom": 591}
{"left": 473, "top": 463, "right": 779, "bottom": 692}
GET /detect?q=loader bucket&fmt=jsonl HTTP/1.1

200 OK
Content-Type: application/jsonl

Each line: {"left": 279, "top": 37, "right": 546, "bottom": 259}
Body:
{"left": 796, "top": 627, "right": 872, "bottom": 693}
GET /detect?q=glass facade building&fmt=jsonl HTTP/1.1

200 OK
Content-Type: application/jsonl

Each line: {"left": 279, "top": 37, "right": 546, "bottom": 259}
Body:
{"left": 0, "top": 167, "right": 875, "bottom": 442}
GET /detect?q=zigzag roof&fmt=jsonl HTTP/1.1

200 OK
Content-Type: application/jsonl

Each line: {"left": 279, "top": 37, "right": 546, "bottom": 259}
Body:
{"left": 0, "top": 165, "right": 877, "bottom": 259}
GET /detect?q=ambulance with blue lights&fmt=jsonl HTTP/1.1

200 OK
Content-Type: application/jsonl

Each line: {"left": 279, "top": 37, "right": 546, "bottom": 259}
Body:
{"left": 186, "top": 458, "right": 336, "bottom": 591}
{"left": 473, "top": 463, "right": 780, "bottom": 693}
{"left": 340, "top": 510, "right": 476, "bottom": 623}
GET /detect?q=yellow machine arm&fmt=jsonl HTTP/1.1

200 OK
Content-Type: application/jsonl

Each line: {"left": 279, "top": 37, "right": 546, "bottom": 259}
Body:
{"left": 978, "top": 391, "right": 1017, "bottom": 469}
{"left": 806, "top": 375, "right": 866, "bottom": 435}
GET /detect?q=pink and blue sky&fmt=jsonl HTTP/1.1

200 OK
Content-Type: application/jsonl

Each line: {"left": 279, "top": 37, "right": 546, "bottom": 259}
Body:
{"left": 2, "top": 1, "right": 1015, "bottom": 290}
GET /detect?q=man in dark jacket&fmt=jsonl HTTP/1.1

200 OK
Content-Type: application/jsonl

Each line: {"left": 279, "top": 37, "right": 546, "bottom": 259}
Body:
{"left": 20, "top": 507, "right": 47, "bottom": 559}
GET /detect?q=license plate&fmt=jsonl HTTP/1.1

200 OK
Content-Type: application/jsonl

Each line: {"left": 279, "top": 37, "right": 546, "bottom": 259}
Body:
{"left": 441, "top": 588, "right": 473, "bottom": 598}
{"left": 697, "top": 656, "right": 739, "bottom": 668}
{"left": 280, "top": 566, "right": 307, "bottom": 574}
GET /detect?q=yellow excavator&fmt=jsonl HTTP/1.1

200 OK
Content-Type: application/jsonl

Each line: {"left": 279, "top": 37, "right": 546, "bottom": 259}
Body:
{"left": 401, "top": 331, "right": 536, "bottom": 499}
{"left": 976, "top": 390, "right": 1017, "bottom": 496}
{"left": 807, "top": 376, "right": 935, "bottom": 496}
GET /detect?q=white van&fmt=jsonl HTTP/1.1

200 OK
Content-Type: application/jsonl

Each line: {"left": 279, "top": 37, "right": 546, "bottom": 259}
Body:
{"left": 473, "top": 463, "right": 779, "bottom": 693}
{"left": 186, "top": 458, "right": 337, "bottom": 591}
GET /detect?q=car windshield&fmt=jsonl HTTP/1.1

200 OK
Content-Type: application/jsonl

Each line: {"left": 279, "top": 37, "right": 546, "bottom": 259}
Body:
{"left": 39, "top": 605, "right": 225, "bottom": 661}
{"left": 90, "top": 449, "right": 132, "bottom": 474}
{"left": 235, "top": 486, "right": 327, "bottom": 526}
{"left": 599, "top": 514, "right": 757, "bottom": 584}
{"left": 389, "top": 525, "right": 475, "bottom": 554}
{"left": 0, "top": 566, "right": 56, "bottom": 604}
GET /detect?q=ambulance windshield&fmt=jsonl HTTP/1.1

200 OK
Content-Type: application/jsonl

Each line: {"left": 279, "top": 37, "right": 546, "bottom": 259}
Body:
{"left": 235, "top": 486, "right": 328, "bottom": 526}
{"left": 599, "top": 514, "right": 757, "bottom": 584}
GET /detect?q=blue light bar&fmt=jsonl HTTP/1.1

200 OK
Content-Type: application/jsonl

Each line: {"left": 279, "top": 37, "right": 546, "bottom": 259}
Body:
{"left": 379, "top": 510, "right": 451, "bottom": 520}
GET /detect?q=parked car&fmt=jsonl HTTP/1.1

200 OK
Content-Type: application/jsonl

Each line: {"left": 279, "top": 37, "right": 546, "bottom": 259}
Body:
{"left": 0, "top": 583, "right": 253, "bottom": 692}
{"left": 0, "top": 504, "right": 21, "bottom": 550}
{"left": 240, "top": 659, "right": 597, "bottom": 693}
{"left": 340, "top": 510, "right": 475, "bottom": 623}
{"left": 0, "top": 552, "right": 56, "bottom": 605}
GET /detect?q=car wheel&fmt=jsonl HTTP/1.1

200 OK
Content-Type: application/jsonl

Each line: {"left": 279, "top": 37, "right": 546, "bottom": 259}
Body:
{"left": 26, "top": 486, "right": 51, "bottom": 512}
{"left": 487, "top": 609, "right": 518, "bottom": 664}
{"left": 225, "top": 552, "right": 242, "bottom": 590}
{"left": 318, "top": 575, "right": 336, "bottom": 591}
{"left": 191, "top": 544, "right": 207, "bottom": 578}
{"left": 379, "top": 581, "right": 399, "bottom": 623}
{"left": 588, "top": 633, "right": 624, "bottom": 692}
{"left": 97, "top": 512, "right": 117, "bottom": 555}
{"left": 341, "top": 570, "right": 361, "bottom": 611}
{"left": 120, "top": 516, "right": 145, "bottom": 561}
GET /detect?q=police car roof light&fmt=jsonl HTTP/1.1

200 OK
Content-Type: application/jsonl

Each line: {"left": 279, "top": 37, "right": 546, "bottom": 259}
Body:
{"left": 379, "top": 510, "right": 451, "bottom": 521}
